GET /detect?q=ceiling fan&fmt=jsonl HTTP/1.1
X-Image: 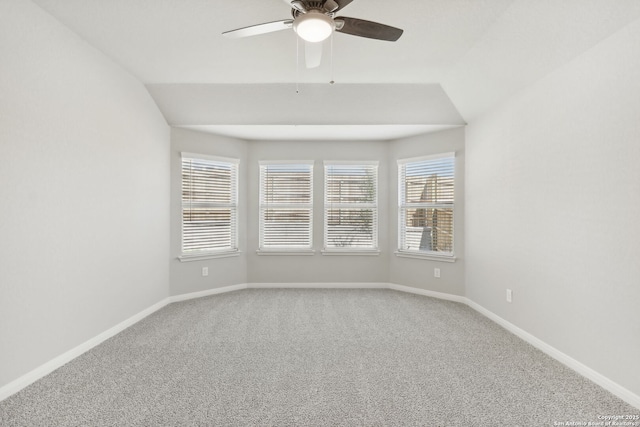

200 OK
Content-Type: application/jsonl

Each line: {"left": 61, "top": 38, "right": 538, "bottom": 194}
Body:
{"left": 222, "top": 0, "right": 403, "bottom": 68}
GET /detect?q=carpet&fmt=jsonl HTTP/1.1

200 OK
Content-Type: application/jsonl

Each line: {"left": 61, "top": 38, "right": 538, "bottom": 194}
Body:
{"left": 1, "top": 288, "right": 637, "bottom": 426}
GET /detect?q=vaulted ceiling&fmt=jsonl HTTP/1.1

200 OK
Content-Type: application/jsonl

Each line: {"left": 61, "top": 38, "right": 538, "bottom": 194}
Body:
{"left": 32, "top": 0, "right": 640, "bottom": 139}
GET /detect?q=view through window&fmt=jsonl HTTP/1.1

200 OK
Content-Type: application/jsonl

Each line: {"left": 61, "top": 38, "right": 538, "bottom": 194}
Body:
{"left": 398, "top": 153, "right": 455, "bottom": 256}
{"left": 324, "top": 162, "right": 378, "bottom": 251}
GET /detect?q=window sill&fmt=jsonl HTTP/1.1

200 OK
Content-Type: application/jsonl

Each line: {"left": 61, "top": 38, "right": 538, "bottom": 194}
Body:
{"left": 178, "top": 251, "right": 241, "bottom": 262}
{"left": 321, "top": 250, "right": 380, "bottom": 256}
{"left": 256, "top": 249, "right": 316, "bottom": 256}
{"left": 394, "top": 251, "right": 456, "bottom": 263}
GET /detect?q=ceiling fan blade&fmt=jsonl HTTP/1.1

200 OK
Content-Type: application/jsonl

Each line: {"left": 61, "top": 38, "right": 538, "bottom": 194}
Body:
{"left": 324, "top": 0, "right": 339, "bottom": 12}
{"left": 335, "top": 17, "right": 403, "bottom": 41}
{"left": 334, "top": 0, "right": 354, "bottom": 11}
{"left": 283, "top": 0, "right": 307, "bottom": 13}
{"left": 305, "top": 41, "right": 323, "bottom": 68}
{"left": 222, "top": 20, "right": 293, "bottom": 38}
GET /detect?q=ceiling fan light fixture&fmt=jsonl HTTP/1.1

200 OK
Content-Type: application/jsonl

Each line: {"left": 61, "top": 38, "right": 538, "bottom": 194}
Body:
{"left": 294, "top": 11, "right": 335, "bottom": 42}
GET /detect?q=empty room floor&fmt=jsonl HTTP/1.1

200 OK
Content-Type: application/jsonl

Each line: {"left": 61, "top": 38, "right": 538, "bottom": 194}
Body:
{"left": 1, "top": 289, "right": 637, "bottom": 426}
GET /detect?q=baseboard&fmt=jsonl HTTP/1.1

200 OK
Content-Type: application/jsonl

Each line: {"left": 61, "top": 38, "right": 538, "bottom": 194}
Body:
{"left": 249, "top": 282, "right": 389, "bottom": 289}
{"left": 465, "top": 299, "right": 640, "bottom": 410}
{"left": 388, "top": 283, "right": 467, "bottom": 303}
{"left": 0, "top": 297, "right": 170, "bottom": 402}
{"left": 168, "top": 283, "right": 248, "bottom": 303}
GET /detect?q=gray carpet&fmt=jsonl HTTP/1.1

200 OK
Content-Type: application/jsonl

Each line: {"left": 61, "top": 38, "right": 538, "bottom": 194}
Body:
{"left": 1, "top": 289, "right": 637, "bottom": 426}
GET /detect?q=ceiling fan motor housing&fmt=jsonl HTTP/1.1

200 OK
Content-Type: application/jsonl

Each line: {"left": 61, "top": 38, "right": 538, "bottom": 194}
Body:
{"left": 291, "top": 1, "right": 330, "bottom": 17}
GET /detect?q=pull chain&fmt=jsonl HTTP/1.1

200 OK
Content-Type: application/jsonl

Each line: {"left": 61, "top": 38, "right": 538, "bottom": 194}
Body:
{"left": 296, "top": 36, "right": 300, "bottom": 94}
{"left": 329, "top": 31, "right": 335, "bottom": 85}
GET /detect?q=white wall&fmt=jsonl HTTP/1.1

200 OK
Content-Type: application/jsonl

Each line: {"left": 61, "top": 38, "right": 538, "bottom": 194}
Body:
{"left": 246, "top": 140, "right": 391, "bottom": 284}
{"left": 389, "top": 128, "right": 466, "bottom": 296}
{"left": 465, "top": 18, "right": 640, "bottom": 397}
{"left": 170, "top": 128, "right": 248, "bottom": 295}
{"left": 0, "top": 1, "right": 169, "bottom": 389}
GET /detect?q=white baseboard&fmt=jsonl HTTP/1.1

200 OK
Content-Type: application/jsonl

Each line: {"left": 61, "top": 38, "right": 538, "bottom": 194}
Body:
{"left": 465, "top": 299, "right": 640, "bottom": 410}
{"left": 0, "top": 297, "right": 169, "bottom": 402}
{"left": 168, "top": 283, "right": 248, "bottom": 303}
{"left": 388, "top": 283, "right": 467, "bottom": 303}
{"left": 249, "top": 282, "right": 389, "bottom": 289}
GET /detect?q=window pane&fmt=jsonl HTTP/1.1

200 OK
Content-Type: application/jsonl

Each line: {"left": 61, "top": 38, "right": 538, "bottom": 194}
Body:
{"left": 182, "top": 207, "right": 235, "bottom": 252}
{"left": 400, "top": 207, "right": 453, "bottom": 253}
{"left": 261, "top": 167, "right": 312, "bottom": 205}
{"left": 325, "top": 166, "right": 376, "bottom": 204}
{"left": 404, "top": 158, "right": 454, "bottom": 204}
{"left": 182, "top": 159, "right": 233, "bottom": 204}
{"left": 325, "top": 208, "right": 375, "bottom": 248}
{"left": 261, "top": 208, "right": 312, "bottom": 248}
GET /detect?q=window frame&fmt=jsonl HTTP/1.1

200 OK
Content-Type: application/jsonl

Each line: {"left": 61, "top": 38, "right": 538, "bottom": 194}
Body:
{"left": 322, "top": 161, "right": 380, "bottom": 255}
{"left": 257, "top": 160, "right": 315, "bottom": 255}
{"left": 179, "top": 153, "right": 240, "bottom": 262}
{"left": 396, "top": 153, "right": 456, "bottom": 262}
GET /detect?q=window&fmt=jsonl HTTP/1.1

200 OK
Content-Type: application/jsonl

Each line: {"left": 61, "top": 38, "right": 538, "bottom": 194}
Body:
{"left": 398, "top": 153, "right": 455, "bottom": 258}
{"left": 180, "top": 153, "right": 238, "bottom": 259}
{"left": 324, "top": 162, "right": 378, "bottom": 252}
{"left": 259, "top": 162, "right": 314, "bottom": 252}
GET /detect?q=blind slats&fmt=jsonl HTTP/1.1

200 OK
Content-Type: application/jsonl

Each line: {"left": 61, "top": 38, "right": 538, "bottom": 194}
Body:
{"left": 399, "top": 155, "right": 454, "bottom": 255}
{"left": 182, "top": 157, "right": 238, "bottom": 254}
{"left": 324, "top": 163, "right": 378, "bottom": 250}
{"left": 260, "top": 164, "right": 313, "bottom": 249}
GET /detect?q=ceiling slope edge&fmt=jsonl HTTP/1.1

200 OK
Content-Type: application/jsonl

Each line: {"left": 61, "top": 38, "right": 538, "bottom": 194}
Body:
{"left": 146, "top": 83, "right": 467, "bottom": 127}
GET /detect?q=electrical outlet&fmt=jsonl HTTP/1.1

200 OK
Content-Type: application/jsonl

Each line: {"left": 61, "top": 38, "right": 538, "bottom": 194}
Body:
{"left": 506, "top": 289, "right": 512, "bottom": 303}
{"left": 202, "top": 267, "right": 209, "bottom": 277}
{"left": 434, "top": 268, "right": 441, "bottom": 278}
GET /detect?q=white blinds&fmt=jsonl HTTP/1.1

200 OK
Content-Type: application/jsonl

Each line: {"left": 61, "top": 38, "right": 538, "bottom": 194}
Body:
{"left": 181, "top": 154, "right": 238, "bottom": 254}
{"left": 324, "top": 163, "right": 378, "bottom": 250}
{"left": 259, "top": 162, "right": 313, "bottom": 249}
{"left": 398, "top": 153, "right": 455, "bottom": 255}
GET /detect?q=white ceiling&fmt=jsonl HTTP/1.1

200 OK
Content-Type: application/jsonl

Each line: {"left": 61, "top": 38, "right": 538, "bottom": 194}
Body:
{"left": 32, "top": 0, "right": 640, "bottom": 139}
{"left": 146, "top": 83, "right": 466, "bottom": 125}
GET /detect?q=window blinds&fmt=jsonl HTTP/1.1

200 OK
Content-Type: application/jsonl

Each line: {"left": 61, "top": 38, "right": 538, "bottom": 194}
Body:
{"left": 324, "top": 163, "right": 378, "bottom": 250}
{"left": 259, "top": 162, "right": 313, "bottom": 249}
{"left": 398, "top": 153, "right": 455, "bottom": 255}
{"left": 181, "top": 154, "right": 238, "bottom": 254}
